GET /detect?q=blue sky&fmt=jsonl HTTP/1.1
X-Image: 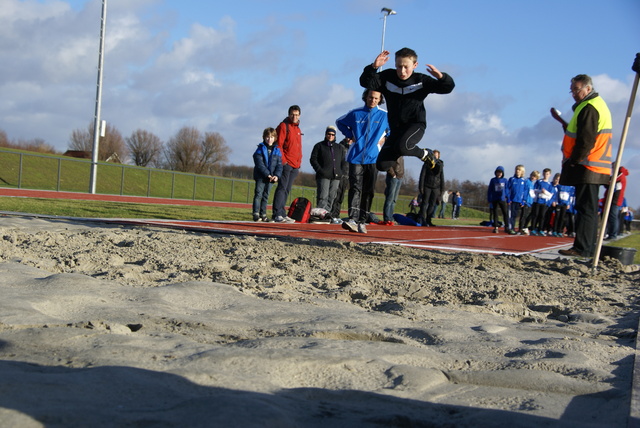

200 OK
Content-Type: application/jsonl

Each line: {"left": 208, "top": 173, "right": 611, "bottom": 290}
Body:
{"left": 2, "top": 0, "right": 640, "bottom": 208}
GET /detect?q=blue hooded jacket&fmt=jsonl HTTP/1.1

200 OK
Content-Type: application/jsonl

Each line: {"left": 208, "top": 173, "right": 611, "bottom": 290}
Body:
{"left": 487, "top": 166, "right": 507, "bottom": 202}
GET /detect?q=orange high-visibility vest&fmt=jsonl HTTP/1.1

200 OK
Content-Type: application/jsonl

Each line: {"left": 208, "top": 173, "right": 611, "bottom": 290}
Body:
{"left": 561, "top": 95, "right": 612, "bottom": 175}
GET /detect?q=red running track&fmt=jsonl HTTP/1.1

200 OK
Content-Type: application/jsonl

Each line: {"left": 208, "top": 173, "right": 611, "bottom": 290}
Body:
{"left": 0, "top": 187, "right": 572, "bottom": 256}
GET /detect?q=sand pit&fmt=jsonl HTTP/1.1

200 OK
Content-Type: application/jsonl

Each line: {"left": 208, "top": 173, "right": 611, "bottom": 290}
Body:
{"left": 0, "top": 215, "right": 638, "bottom": 427}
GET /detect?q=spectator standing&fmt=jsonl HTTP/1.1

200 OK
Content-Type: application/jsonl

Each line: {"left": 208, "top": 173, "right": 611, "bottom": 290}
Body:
{"left": 418, "top": 150, "right": 444, "bottom": 227}
{"left": 623, "top": 207, "right": 634, "bottom": 235}
{"left": 552, "top": 173, "right": 574, "bottom": 237}
{"left": 452, "top": 191, "right": 462, "bottom": 220}
{"left": 309, "top": 126, "right": 347, "bottom": 218}
{"left": 382, "top": 157, "right": 404, "bottom": 225}
{"left": 557, "top": 74, "right": 613, "bottom": 257}
{"left": 252, "top": 127, "right": 282, "bottom": 222}
{"left": 272, "top": 105, "right": 303, "bottom": 223}
{"left": 487, "top": 166, "right": 511, "bottom": 234}
{"left": 530, "top": 168, "right": 556, "bottom": 236}
{"left": 438, "top": 190, "right": 451, "bottom": 219}
{"left": 506, "top": 165, "right": 526, "bottom": 233}
{"left": 519, "top": 170, "right": 539, "bottom": 235}
{"left": 336, "top": 89, "right": 389, "bottom": 234}
{"left": 330, "top": 138, "right": 351, "bottom": 223}
{"left": 603, "top": 166, "right": 628, "bottom": 240}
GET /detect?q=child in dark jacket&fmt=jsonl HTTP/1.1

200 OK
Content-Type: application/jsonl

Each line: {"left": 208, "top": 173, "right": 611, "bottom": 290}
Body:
{"left": 487, "top": 166, "right": 511, "bottom": 233}
{"left": 252, "top": 128, "right": 283, "bottom": 222}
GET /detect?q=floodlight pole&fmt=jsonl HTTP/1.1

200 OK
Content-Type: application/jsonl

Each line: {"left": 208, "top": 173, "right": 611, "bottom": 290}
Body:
{"left": 380, "top": 7, "right": 396, "bottom": 53}
{"left": 89, "top": 0, "right": 107, "bottom": 194}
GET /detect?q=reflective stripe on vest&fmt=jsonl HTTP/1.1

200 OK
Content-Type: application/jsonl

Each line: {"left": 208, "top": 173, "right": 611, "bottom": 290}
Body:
{"left": 561, "top": 95, "right": 612, "bottom": 175}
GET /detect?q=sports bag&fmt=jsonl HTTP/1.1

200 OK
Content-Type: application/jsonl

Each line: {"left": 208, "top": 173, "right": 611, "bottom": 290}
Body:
{"left": 287, "top": 197, "right": 312, "bottom": 223}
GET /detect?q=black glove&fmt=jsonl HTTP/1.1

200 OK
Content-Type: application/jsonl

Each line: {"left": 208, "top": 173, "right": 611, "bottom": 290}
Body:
{"left": 633, "top": 53, "right": 640, "bottom": 74}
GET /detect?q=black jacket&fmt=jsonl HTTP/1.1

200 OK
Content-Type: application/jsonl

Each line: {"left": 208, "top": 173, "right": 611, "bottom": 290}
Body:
{"left": 419, "top": 159, "right": 444, "bottom": 193}
{"left": 310, "top": 139, "right": 347, "bottom": 180}
{"left": 359, "top": 64, "right": 455, "bottom": 130}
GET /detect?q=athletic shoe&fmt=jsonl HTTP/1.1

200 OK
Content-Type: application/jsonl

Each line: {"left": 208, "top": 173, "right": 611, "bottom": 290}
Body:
{"left": 261, "top": 216, "right": 272, "bottom": 222}
{"left": 253, "top": 213, "right": 261, "bottom": 221}
{"left": 521, "top": 228, "right": 530, "bottom": 236}
{"left": 274, "top": 216, "right": 295, "bottom": 223}
{"left": 507, "top": 229, "right": 517, "bottom": 235}
{"left": 330, "top": 218, "right": 342, "bottom": 224}
{"left": 342, "top": 220, "right": 358, "bottom": 233}
{"left": 357, "top": 223, "right": 367, "bottom": 234}
{"left": 421, "top": 149, "right": 436, "bottom": 169}
{"left": 530, "top": 229, "right": 538, "bottom": 236}
{"left": 539, "top": 230, "right": 547, "bottom": 236}
{"left": 493, "top": 227, "right": 499, "bottom": 234}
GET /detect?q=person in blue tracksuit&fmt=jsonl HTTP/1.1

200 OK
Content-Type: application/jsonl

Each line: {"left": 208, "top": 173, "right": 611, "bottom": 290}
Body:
{"left": 487, "top": 166, "right": 510, "bottom": 233}
{"left": 530, "top": 168, "right": 556, "bottom": 236}
{"left": 552, "top": 173, "right": 574, "bottom": 237}
{"left": 506, "top": 165, "right": 526, "bottom": 233}
{"left": 519, "top": 170, "right": 539, "bottom": 235}
{"left": 252, "top": 128, "right": 283, "bottom": 222}
{"left": 336, "top": 89, "right": 390, "bottom": 234}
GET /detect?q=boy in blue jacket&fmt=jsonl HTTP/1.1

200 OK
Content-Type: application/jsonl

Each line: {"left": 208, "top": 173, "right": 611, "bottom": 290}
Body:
{"left": 487, "top": 166, "right": 510, "bottom": 234}
{"left": 519, "top": 170, "right": 539, "bottom": 235}
{"left": 530, "top": 168, "right": 556, "bottom": 236}
{"left": 252, "top": 128, "right": 283, "bottom": 222}
{"left": 506, "top": 165, "right": 526, "bottom": 234}
{"left": 552, "top": 173, "right": 574, "bottom": 237}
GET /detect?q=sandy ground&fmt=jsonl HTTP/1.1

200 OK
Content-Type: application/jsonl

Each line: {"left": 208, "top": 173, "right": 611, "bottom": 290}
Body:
{"left": 0, "top": 215, "right": 639, "bottom": 427}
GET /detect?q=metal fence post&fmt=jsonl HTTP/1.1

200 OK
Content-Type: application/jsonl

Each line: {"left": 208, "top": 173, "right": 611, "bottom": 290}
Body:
{"left": 56, "top": 158, "right": 62, "bottom": 191}
{"left": 18, "top": 153, "right": 23, "bottom": 188}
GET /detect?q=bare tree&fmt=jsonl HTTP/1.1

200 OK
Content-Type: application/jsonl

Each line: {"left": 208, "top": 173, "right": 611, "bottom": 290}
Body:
{"left": 164, "top": 126, "right": 230, "bottom": 174}
{"left": 69, "top": 122, "right": 128, "bottom": 162}
{"left": 0, "top": 129, "right": 8, "bottom": 147}
{"left": 199, "top": 131, "right": 230, "bottom": 174}
{"left": 126, "top": 129, "right": 163, "bottom": 167}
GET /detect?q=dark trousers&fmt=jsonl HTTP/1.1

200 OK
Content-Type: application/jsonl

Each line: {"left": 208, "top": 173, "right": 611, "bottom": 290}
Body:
{"left": 519, "top": 205, "right": 531, "bottom": 230}
{"left": 530, "top": 202, "right": 548, "bottom": 231}
{"left": 272, "top": 164, "right": 299, "bottom": 218}
{"left": 331, "top": 176, "right": 349, "bottom": 219}
{"left": 573, "top": 183, "right": 600, "bottom": 257}
{"left": 418, "top": 188, "right": 440, "bottom": 225}
{"left": 376, "top": 123, "right": 425, "bottom": 172}
{"left": 348, "top": 163, "right": 377, "bottom": 223}
{"left": 490, "top": 200, "right": 508, "bottom": 229}
{"left": 554, "top": 205, "right": 569, "bottom": 234}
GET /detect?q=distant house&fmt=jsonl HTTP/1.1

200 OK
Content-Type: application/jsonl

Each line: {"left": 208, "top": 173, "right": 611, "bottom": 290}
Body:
{"left": 63, "top": 150, "right": 91, "bottom": 159}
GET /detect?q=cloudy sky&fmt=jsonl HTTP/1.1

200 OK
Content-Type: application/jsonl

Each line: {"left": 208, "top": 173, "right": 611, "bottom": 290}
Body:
{"left": 2, "top": 0, "right": 639, "bottom": 207}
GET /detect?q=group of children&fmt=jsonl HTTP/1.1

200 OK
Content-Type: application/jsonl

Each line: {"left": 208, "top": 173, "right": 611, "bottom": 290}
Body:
{"left": 487, "top": 165, "right": 576, "bottom": 237}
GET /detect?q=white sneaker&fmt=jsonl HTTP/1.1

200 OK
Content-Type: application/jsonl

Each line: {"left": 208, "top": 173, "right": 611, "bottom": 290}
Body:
{"left": 357, "top": 223, "right": 368, "bottom": 234}
{"left": 342, "top": 220, "right": 358, "bottom": 232}
{"left": 330, "top": 218, "right": 342, "bottom": 224}
{"left": 283, "top": 216, "right": 296, "bottom": 223}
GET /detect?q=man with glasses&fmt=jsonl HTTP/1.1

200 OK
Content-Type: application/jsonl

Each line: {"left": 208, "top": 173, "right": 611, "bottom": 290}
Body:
{"left": 273, "top": 105, "right": 303, "bottom": 223}
{"left": 557, "top": 75, "right": 612, "bottom": 257}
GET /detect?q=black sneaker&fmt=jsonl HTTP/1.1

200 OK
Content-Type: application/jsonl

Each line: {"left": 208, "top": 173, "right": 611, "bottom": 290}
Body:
{"left": 421, "top": 149, "right": 436, "bottom": 169}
